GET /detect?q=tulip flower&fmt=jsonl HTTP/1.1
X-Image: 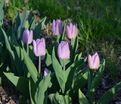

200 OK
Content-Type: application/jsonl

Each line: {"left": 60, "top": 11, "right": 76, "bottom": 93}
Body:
{"left": 88, "top": 52, "right": 100, "bottom": 70}
{"left": 33, "top": 38, "right": 46, "bottom": 57}
{"left": 58, "top": 41, "right": 70, "bottom": 59}
{"left": 44, "top": 68, "right": 49, "bottom": 76}
{"left": 66, "top": 23, "right": 78, "bottom": 39}
{"left": 52, "top": 19, "right": 62, "bottom": 36}
{"left": 22, "top": 28, "right": 33, "bottom": 44}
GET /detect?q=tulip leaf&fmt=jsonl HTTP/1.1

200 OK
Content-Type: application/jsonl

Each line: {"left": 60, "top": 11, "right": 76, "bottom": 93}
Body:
{"left": 71, "top": 37, "right": 79, "bottom": 61}
{"left": 45, "top": 50, "right": 52, "bottom": 66}
{"left": 49, "top": 92, "right": 72, "bottom": 104}
{"left": 1, "top": 28, "right": 15, "bottom": 59}
{"left": 78, "top": 89, "right": 89, "bottom": 104}
{"left": 52, "top": 48, "right": 66, "bottom": 93}
{"left": 73, "top": 69, "right": 88, "bottom": 90}
{"left": 23, "top": 49, "right": 39, "bottom": 83}
{"left": 64, "top": 54, "right": 85, "bottom": 91}
{"left": 40, "top": 17, "right": 47, "bottom": 30}
{"left": 4, "top": 72, "right": 29, "bottom": 98}
{"left": 65, "top": 60, "right": 81, "bottom": 92}
{"left": 13, "top": 46, "right": 26, "bottom": 75}
{"left": 90, "top": 60, "right": 105, "bottom": 92}
{"left": 87, "top": 60, "right": 105, "bottom": 102}
{"left": 30, "top": 18, "right": 37, "bottom": 30}
{"left": 0, "top": 0, "right": 4, "bottom": 26}
{"left": 34, "top": 74, "right": 51, "bottom": 104}
{"left": 98, "top": 81, "right": 121, "bottom": 104}
{"left": 29, "top": 78, "right": 36, "bottom": 104}
{"left": 17, "top": 10, "right": 30, "bottom": 39}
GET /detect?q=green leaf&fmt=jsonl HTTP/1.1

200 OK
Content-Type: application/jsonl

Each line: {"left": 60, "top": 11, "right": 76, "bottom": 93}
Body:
{"left": 45, "top": 50, "right": 52, "bottom": 66}
{"left": 34, "top": 74, "right": 51, "bottom": 104}
{"left": 40, "top": 17, "right": 47, "bottom": 30}
{"left": 52, "top": 48, "right": 66, "bottom": 93}
{"left": 65, "top": 58, "right": 84, "bottom": 92}
{"left": 90, "top": 60, "right": 105, "bottom": 93}
{"left": 78, "top": 89, "right": 89, "bottom": 104}
{"left": 65, "top": 60, "right": 80, "bottom": 92}
{"left": 12, "top": 46, "right": 26, "bottom": 75}
{"left": 70, "top": 37, "right": 79, "bottom": 62}
{"left": 0, "top": 0, "right": 4, "bottom": 26}
{"left": 29, "top": 78, "right": 36, "bottom": 104}
{"left": 49, "top": 93, "right": 72, "bottom": 104}
{"left": 17, "top": 10, "right": 30, "bottom": 39}
{"left": 73, "top": 69, "right": 88, "bottom": 90}
{"left": 23, "top": 49, "right": 39, "bottom": 83}
{"left": 1, "top": 28, "right": 15, "bottom": 59}
{"left": 4, "top": 72, "right": 29, "bottom": 98}
{"left": 98, "top": 81, "right": 121, "bottom": 104}
{"left": 87, "top": 60, "right": 105, "bottom": 103}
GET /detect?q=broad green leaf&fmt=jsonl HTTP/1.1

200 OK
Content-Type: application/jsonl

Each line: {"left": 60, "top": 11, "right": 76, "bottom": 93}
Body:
{"left": 73, "top": 69, "right": 88, "bottom": 90}
{"left": 0, "top": 0, "right": 4, "bottom": 26}
{"left": 1, "top": 28, "right": 15, "bottom": 59}
{"left": 90, "top": 60, "right": 105, "bottom": 92}
{"left": 87, "top": 60, "right": 105, "bottom": 103}
{"left": 23, "top": 49, "right": 39, "bottom": 83}
{"left": 45, "top": 50, "right": 52, "bottom": 66}
{"left": 29, "top": 78, "right": 36, "bottom": 104}
{"left": 4, "top": 72, "right": 29, "bottom": 98}
{"left": 17, "top": 10, "right": 30, "bottom": 39}
{"left": 34, "top": 74, "right": 51, "bottom": 104}
{"left": 65, "top": 59, "right": 84, "bottom": 92}
{"left": 49, "top": 93, "right": 72, "bottom": 104}
{"left": 65, "top": 61, "right": 79, "bottom": 92}
{"left": 78, "top": 89, "right": 89, "bottom": 104}
{"left": 98, "top": 81, "right": 121, "bottom": 104}
{"left": 24, "top": 20, "right": 29, "bottom": 28}
{"left": 52, "top": 48, "right": 66, "bottom": 93}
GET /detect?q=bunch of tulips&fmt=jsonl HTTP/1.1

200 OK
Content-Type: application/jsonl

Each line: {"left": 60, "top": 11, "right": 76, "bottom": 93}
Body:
{"left": 1, "top": 10, "right": 120, "bottom": 104}
{"left": 22, "top": 19, "right": 100, "bottom": 73}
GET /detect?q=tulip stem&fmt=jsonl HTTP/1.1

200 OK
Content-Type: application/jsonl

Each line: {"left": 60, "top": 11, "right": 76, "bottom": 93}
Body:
{"left": 38, "top": 56, "right": 41, "bottom": 74}
{"left": 62, "top": 60, "right": 65, "bottom": 71}
{"left": 87, "top": 69, "right": 94, "bottom": 103}
{"left": 27, "top": 44, "right": 29, "bottom": 55}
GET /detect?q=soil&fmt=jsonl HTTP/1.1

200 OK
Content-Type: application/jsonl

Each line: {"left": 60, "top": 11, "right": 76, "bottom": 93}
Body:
{"left": 0, "top": 86, "right": 17, "bottom": 104}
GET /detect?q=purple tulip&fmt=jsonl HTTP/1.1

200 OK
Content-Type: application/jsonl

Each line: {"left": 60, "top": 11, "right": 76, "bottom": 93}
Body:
{"left": 58, "top": 41, "right": 70, "bottom": 59}
{"left": 44, "top": 68, "right": 50, "bottom": 76}
{"left": 66, "top": 23, "right": 78, "bottom": 39}
{"left": 33, "top": 38, "right": 46, "bottom": 57}
{"left": 52, "top": 19, "right": 62, "bottom": 36}
{"left": 88, "top": 52, "right": 100, "bottom": 70}
{"left": 22, "top": 29, "right": 33, "bottom": 44}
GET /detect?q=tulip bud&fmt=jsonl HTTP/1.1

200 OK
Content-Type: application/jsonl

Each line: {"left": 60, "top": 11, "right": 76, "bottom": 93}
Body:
{"left": 52, "top": 19, "right": 62, "bottom": 36}
{"left": 33, "top": 38, "right": 46, "bottom": 57}
{"left": 58, "top": 41, "right": 70, "bottom": 59}
{"left": 44, "top": 68, "right": 49, "bottom": 76}
{"left": 22, "top": 29, "right": 33, "bottom": 44}
{"left": 88, "top": 52, "right": 100, "bottom": 70}
{"left": 66, "top": 23, "right": 78, "bottom": 39}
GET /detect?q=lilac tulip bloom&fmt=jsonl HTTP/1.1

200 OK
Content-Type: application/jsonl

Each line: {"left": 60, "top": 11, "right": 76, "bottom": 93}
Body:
{"left": 33, "top": 38, "right": 46, "bottom": 57}
{"left": 44, "top": 68, "right": 50, "bottom": 76}
{"left": 66, "top": 23, "right": 78, "bottom": 39}
{"left": 58, "top": 41, "right": 70, "bottom": 59}
{"left": 52, "top": 19, "right": 62, "bottom": 36}
{"left": 88, "top": 52, "right": 100, "bottom": 70}
{"left": 22, "top": 29, "right": 33, "bottom": 44}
